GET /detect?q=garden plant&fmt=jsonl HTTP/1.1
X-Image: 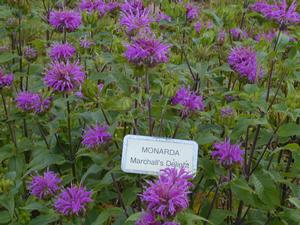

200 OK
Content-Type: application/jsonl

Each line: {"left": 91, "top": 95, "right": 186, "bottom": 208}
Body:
{"left": 0, "top": 0, "right": 300, "bottom": 224}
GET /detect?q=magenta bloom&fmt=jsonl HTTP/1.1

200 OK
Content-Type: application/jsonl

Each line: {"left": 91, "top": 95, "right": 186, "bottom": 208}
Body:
{"left": 44, "top": 61, "right": 85, "bottom": 92}
{"left": 16, "top": 92, "right": 52, "bottom": 114}
{"left": 24, "top": 47, "right": 38, "bottom": 62}
{"left": 0, "top": 69, "right": 13, "bottom": 88}
{"left": 228, "top": 47, "right": 262, "bottom": 83}
{"left": 194, "top": 21, "right": 201, "bottom": 33}
{"left": 156, "top": 12, "right": 171, "bottom": 23}
{"left": 141, "top": 167, "right": 192, "bottom": 218}
{"left": 220, "top": 107, "right": 234, "bottom": 118}
{"left": 80, "top": 38, "right": 94, "bottom": 49}
{"left": 106, "top": 2, "right": 120, "bottom": 12}
{"left": 217, "top": 30, "right": 226, "bottom": 44}
{"left": 251, "top": 0, "right": 300, "bottom": 25}
{"left": 230, "top": 28, "right": 248, "bottom": 41}
{"left": 49, "top": 10, "right": 81, "bottom": 32}
{"left": 124, "top": 38, "right": 170, "bottom": 67}
{"left": 172, "top": 87, "right": 205, "bottom": 116}
{"left": 120, "top": 7, "right": 153, "bottom": 33}
{"left": 29, "top": 171, "right": 61, "bottom": 199}
{"left": 49, "top": 43, "right": 76, "bottom": 61}
{"left": 186, "top": 4, "right": 199, "bottom": 21}
{"left": 54, "top": 185, "right": 92, "bottom": 216}
{"left": 82, "top": 124, "right": 112, "bottom": 149}
{"left": 136, "top": 212, "right": 161, "bottom": 225}
{"left": 211, "top": 139, "right": 244, "bottom": 168}
{"left": 121, "top": 0, "right": 144, "bottom": 14}
{"left": 80, "top": 0, "right": 107, "bottom": 16}
{"left": 254, "top": 29, "right": 277, "bottom": 42}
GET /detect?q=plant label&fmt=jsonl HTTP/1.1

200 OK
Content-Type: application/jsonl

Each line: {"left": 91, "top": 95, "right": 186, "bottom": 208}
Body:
{"left": 121, "top": 135, "right": 198, "bottom": 176}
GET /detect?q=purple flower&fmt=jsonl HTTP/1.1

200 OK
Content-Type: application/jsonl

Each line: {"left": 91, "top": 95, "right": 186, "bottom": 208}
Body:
{"left": 172, "top": 87, "right": 205, "bottom": 116}
{"left": 251, "top": 0, "right": 300, "bottom": 25}
{"left": 254, "top": 29, "right": 277, "bottom": 42}
{"left": 124, "top": 38, "right": 170, "bottom": 67}
{"left": 228, "top": 47, "right": 262, "bottom": 83}
{"left": 217, "top": 30, "right": 226, "bottom": 44}
{"left": 29, "top": 171, "right": 61, "bottom": 199}
{"left": 0, "top": 69, "right": 13, "bottom": 88}
{"left": 194, "top": 21, "right": 201, "bottom": 33}
{"left": 220, "top": 107, "right": 234, "bottom": 118}
{"left": 211, "top": 139, "right": 244, "bottom": 168}
{"left": 141, "top": 167, "right": 192, "bottom": 218}
{"left": 136, "top": 212, "right": 161, "bottom": 225}
{"left": 24, "top": 47, "right": 38, "bottom": 62}
{"left": 49, "top": 10, "right": 81, "bottom": 32}
{"left": 44, "top": 61, "right": 85, "bottom": 92}
{"left": 82, "top": 124, "right": 112, "bottom": 149}
{"left": 80, "top": 0, "right": 107, "bottom": 16}
{"left": 120, "top": 7, "right": 153, "bottom": 34}
{"left": 230, "top": 28, "right": 248, "bottom": 41}
{"left": 204, "top": 21, "right": 213, "bottom": 29}
{"left": 16, "top": 91, "right": 52, "bottom": 114}
{"left": 121, "top": 0, "right": 144, "bottom": 14}
{"left": 106, "top": 2, "right": 120, "bottom": 13}
{"left": 186, "top": 4, "right": 199, "bottom": 21}
{"left": 54, "top": 185, "right": 92, "bottom": 216}
{"left": 80, "top": 38, "right": 94, "bottom": 49}
{"left": 156, "top": 12, "right": 171, "bottom": 23}
{"left": 49, "top": 43, "right": 76, "bottom": 61}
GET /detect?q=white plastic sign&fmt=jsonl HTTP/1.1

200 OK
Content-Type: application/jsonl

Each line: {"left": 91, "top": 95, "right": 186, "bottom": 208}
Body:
{"left": 121, "top": 135, "right": 198, "bottom": 176}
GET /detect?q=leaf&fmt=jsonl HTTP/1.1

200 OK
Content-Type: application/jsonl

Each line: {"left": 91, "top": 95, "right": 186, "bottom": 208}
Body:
{"left": 0, "top": 53, "right": 17, "bottom": 64}
{"left": 288, "top": 197, "right": 300, "bottom": 209}
{"left": 0, "top": 210, "right": 10, "bottom": 224}
{"left": 177, "top": 211, "right": 212, "bottom": 225}
{"left": 28, "top": 213, "right": 59, "bottom": 225}
{"left": 80, "top": 164, "right": 102, "bottom": 184}
{"left": 124, "top": 212, "right": 141, "bottom": 224}
{"left": 278, "top": 123, "right": 300, "bottom": 137}
{"left": 91, "top": 207, "right": 123, "bottom": 225}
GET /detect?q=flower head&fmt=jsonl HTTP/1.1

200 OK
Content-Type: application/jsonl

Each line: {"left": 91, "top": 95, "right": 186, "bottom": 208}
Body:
{"left": 124, "top": 38, "right": 170, "bottom": 67}
{"left": 230, "top": 28, "right": 248, "bottom": 41}
{"left": 141, "top": 167, "right": 192, "bottom": 218}
{"left": 80, "top": 38, "right": 94, "bottom": 49}
{"left": 120, "top": 7, "right": 153, "bottom": 34}
{"left": 121, "top": 0, "right": 144, "bottom": 14}
{"left": 228, "top": 47, "right": 262, "bottom": 83}
{"left": 24, "top": 47, "right": 38, "bottom": 62}
{"left": 106, "top": 2, "right": 120, "bottom": 13}
{"left": 49, "top": 10, "right": 81, "bottom": 32}
{"left": 80, "top": 0, "right": 107, "bottom": 16}
{"left": 44, "top": 61, "right": 85, "bottom": 92}
{"left": 211, "top": 139, "right": 244, "bottom": 168}
{"left": 254, "top": 29, "right": 277, "bottom": 42}
{"left": 136, "top": 212, "right": 161, "bottom": 225}
{"left": 29, "top": 171, "right": 61, "bottom": 199}
{"left": 49, "top": 43, "right": 76, "bottom": 61}
{"left": 16, "top": 91, "right": 52, "bottom": 114}
{"left": 220, "top": 107, "right": 234, "bottom": 118}
{"left": 217, "top": 30, "right": 226, "bottom": 44}
{"left": 251, "top": 0, "right": 300, "bottom": 26}
{"left": 172, "top": 87, "right": 205, "bottom": 116}
{"left": 156, "top": 12, "right": 171, "bottom": 23}
{"left": 186, "top": 4, "right": 199, "bottom": 21}
{"left": 194, "top": 21, "right": 201, "bottom": 33}
{"left": 82, "top": 124, "right": 112, "bottom": 149}
{"left": 54, "top": 185, "right": 92, "bottom": 216}
{"left": 0, "top": 69, "right": 13, "bottom": 88}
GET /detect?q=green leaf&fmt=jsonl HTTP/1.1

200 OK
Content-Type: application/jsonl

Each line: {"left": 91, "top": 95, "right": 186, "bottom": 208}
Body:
{"left": 278, "top": 123, "right": 300, "bottom": 137}
{"left": 0, "top": 210, "right": 11, "bottom": 224}
{"left": 91, "top": 208, "right": 123, "bottom": 225}
{"left": 288, "top": 197, "right": 300, "bottom": 209}
{"left": 28, "top": 213, "right": 59, "bottom": 225}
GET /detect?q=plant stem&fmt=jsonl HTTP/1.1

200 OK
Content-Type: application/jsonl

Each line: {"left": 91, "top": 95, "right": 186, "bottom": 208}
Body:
{"left": 203, "top": 177, "right": 221, "bottom": 225}
{"left": 266, "top": 30, "right": 281, "bottom": 102}
{"left": 1, "top": 93, "right": 18, "bottom": 149}
{"left": 145, "top": 69, "right": 152, "bottom": 136}
{"left": 172, "top": 117, "right": 183, "bottom": 138}
{"left": 66, "top": 94, "right": 76, "bottom": 180}
{"left": 111, "top": 173, "right": 129, "bottom": 218}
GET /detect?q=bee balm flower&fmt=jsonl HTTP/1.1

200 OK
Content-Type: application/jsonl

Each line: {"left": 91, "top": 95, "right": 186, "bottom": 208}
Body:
{"left": 82, "top": 124, "right": 112, "bottom": 149}
{"left": 49, "top": 10, "right": 81, "bottom": 32}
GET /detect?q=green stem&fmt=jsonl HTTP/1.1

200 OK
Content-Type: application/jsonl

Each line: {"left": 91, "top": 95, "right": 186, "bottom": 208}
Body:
{"left": 145, "top": 69, "right": 152, "bottom": 136}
